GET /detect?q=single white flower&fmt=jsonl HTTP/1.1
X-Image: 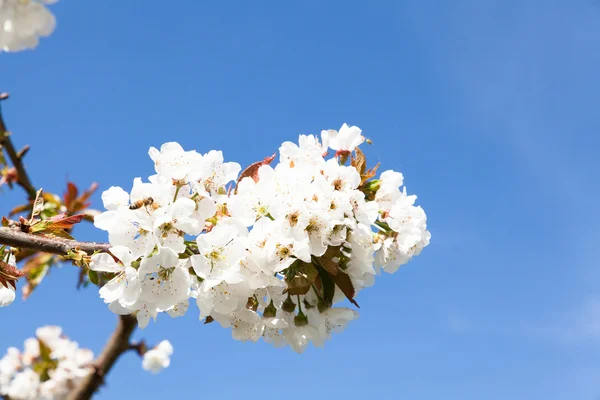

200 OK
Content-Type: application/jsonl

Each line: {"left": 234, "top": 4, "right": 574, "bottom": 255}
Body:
{"left": 0, "top": 0, "right": 58, "bottom": 53}
{"left": 142, "top": 340, "right": 173, "bottom": 374}
{"left": 322, "top": 123, "right": 365, "bottom": 153}
{"left": 90, "top": 246, "right": 141, "bottom": 308}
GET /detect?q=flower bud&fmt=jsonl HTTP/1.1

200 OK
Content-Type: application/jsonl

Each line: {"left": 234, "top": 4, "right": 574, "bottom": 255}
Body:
{"left": 364, "top": 179, "right": 381, "bottom": 192}
{"left": 294, "top": 311, "right": 309, "bottom": 327}
{"left": 263, "top": 300, "right": 277, "bottom": 319}
{"left": 303, "top": 298, "right": 315, "bottom": 310}
{"left": 245, "top": 296, "right": 259, "bottom": 312}
{"left": 282, "top": 295, "right": 296, "bottom": 313}
{"left": 317, "top": 297, "right": 328, "bottom": 313}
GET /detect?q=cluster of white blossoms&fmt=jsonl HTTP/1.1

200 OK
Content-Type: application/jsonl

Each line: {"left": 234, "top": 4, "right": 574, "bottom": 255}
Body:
{"left": 0, "top": 326, "right": 93, "bottom": 400}
{"left": 90, "top": 124, "right": 430, "bottom": 353}
{"left": 141, "top": 340, "right": 173, "bottom": 374}
{"left": 0, "top": 0, "right": 58, "bottom": 52}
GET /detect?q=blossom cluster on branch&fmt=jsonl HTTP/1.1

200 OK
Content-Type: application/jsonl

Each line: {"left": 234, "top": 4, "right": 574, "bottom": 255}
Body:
{"left": 0, "top": 326, "right": 93, "bottom": 400}
{"left": 90, "top": 124, "right": 430, "bottom": 353}
{"left": 0, "top": 0, "right": 58, "bottom": 52}
{"left": 0, "top": 325, "right": 174, "bottom": 400}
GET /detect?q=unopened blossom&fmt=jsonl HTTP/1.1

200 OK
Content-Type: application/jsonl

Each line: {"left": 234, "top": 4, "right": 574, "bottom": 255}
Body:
{"left": 142, "top": 340, "right": 173, "bottom": 374}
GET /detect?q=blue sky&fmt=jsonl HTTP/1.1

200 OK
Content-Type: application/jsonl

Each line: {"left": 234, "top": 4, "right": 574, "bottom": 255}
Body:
{"left": 1, "top": 1, "right": 599, "bottom": 399}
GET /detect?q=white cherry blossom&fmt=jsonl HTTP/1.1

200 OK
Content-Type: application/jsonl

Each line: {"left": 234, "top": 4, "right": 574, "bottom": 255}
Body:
{"left": 142, "top": 340, "right": 173, "bottom": 374}
{"left": 0, "top": 0, "right": 58, "bottom": 53}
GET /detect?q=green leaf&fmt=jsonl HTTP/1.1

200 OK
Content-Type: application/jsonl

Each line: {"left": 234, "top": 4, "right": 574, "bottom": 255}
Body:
{"left": 88, "top": 270, "right": 99, "bottom": 286}
{"left": 41, "top": 229, "right": 75, "bottom": 240}
{"left": 22, "top": 254, "right": 54, "bottom": 300}
{"left": 29, "top": 220, "right": 51, "bottom": 233}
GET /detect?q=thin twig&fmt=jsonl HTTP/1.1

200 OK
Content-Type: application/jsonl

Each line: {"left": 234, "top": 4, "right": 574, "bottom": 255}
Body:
{"left": 0, "top": 93, "right": 37, "bottom": 201}
{"left": 0, "top": 93, "right": 137, "bottom": 400}
{"left": 66, "top": 315, "right": 138, "bottom": 400}
{"left": 0, "top": 227, "right": 110, "bottom": 255}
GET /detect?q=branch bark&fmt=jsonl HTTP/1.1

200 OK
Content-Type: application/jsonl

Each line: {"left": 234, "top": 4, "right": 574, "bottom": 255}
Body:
{"left": 0, "top": 93, "right": 37, "bottom": 201}
{"left": 0, "top": 227, "right": 110, "bottom": 256}
{"left": 67, "top": 315, "right": 138, "bottom": 400}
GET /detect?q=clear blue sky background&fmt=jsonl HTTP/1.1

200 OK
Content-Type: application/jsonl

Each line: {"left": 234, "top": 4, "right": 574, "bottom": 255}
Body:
{"left": 1, "top": 1, "right": 600, "bottom": 399}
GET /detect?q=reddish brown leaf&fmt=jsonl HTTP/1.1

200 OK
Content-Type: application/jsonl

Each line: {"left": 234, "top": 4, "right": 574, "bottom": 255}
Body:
{"left": 235, "top": 153, "right": 276, "bottom": 190}
{"left": 315, "top": 246, "right": 342, "bottom": 276}
{"left": 64, "top": 182, "right": 98, "bottom": 213}
{"left": 361, "top": 162, "right": 381, "bottom": 185}
{"left": 30, "top": 214, "right": 86, "bottom": 234}
{"left": 351, "top": 147, "right": 367, "bottom": 176}
{"left": 0, "top": 260, "right": 26, "bottom": 290}
{"left": 314, "top": 247, "right": 360, "bottom": 308}
{"left": 63, "top": 182, "right": 78, "bottom": 209}
{"left": 78, "top": 182, "right": 98, "bottom": 204}
{"left": 285, "top": 262, "right": 319, "bottom": 296}
{"left": 331, "top": 271, "right": 359, "bottom": 308}
{"left": 46, "top": 213, "right": 85, "bottom": 229}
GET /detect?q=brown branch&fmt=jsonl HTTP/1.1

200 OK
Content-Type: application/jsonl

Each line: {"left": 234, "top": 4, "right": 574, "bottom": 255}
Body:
{"left": 0, "top": 93, "right": 37, "bottom": 201}
{"left": 1, "top": 92, "right": 135, "bottom": 400}
{"left": 0, "top": 227, "right": 110, "bottom": 256}
{"left": 67, "top": 315, "right": 138, "bottom": 400}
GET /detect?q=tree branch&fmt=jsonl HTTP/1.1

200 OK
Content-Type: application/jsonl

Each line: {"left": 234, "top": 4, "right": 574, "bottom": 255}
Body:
{"left": 0, "top": 227, "right": 110, "bottom": 256}
{"left": 67, "top": 315, "right": 138, "bottom": 400}
{"left": 0, "top": 93, "right": 37, "bottom": 201}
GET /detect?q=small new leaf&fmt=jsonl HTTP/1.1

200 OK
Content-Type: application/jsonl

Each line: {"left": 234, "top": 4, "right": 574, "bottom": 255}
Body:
{"left": 285, "top": 262, "right": 319, "bottom": 296}
{"left": 361, "top": 162, "right": 381, "bottom": 184}
{"left": 351, "top": 147, "right": 367, "bottom": 176}
{"left": 31, "top": 188, "right": 44, "bottom": 221}
{"left": 22, "top": 254, "right": 54, "bottom": 300}
{"left": 45, "top": 213, "right": 85, "bottom": 230}
{"left": 235, "top": 153, "right": 276, "bottom": 191}
{"left": 0, "top": 260, "right": 26, "bottom": 290}
{"left": 29, "top": 214, "right": 84, "bottom": 236}
{"left": 88, "top": 269, "right": 99, "bottom": 286}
